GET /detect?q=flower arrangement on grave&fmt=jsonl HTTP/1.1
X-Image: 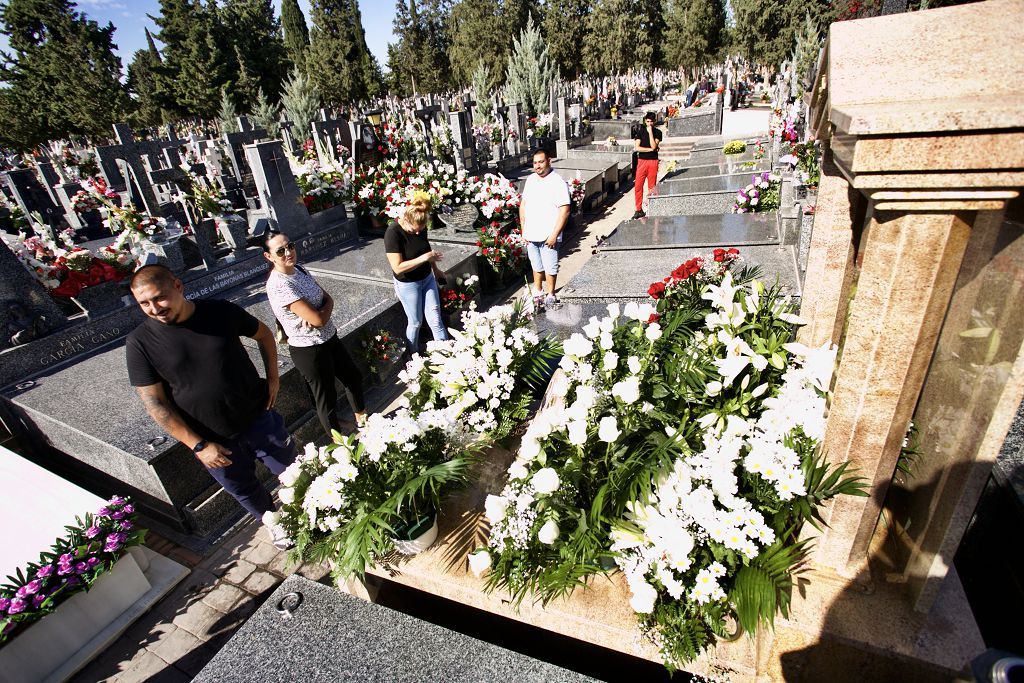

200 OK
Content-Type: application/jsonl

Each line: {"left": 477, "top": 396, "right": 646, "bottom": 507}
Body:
{"left": 506, "top": 126, "right": 519, "bottom": 142}
{"left": 301, "top": 138, "right": 317, "bottom": 162}
{"left": 568, "top": 177, "right": 586, "bottom": 209}
{"left": 358, "top": 329, "right": 402, "bottom": 375}
{"left": 79, "top": 177, "right": 166, "bottom": 248}
{"left": 526, "top": 113, "right": 553, "bottom": 139}
{"left": 185, "top": 172, "right": 234, "bottom": 218}
{"left": 382, "top": 163, "right": 468, "bottom": 221}
{"left": 732, "top": 172, "right": 781, "bottom": 214}
{"left": 792, "top": 140, "right": 820, "bottom": 188}
{"left": 490, "top": 125, "right": 503, "bottom": 146}
{"left": 275, "top": 416, "right": 477, "bottom": 581}
{"left": 666, "top": 104, "right": 680, "bottom": 119}
{"left": 399, "top": 300, "right": 559, "bottom": 440}
{"left": 440, "top": 273, "right": 480, "bottom": 316}
{"left": 752, "top": 139, "right": 766, "bottom": 161}
{"left": 476, "top": 220, "right": 526, "bottom": 274}
{"left": 723, "top": 140, "right": 747, "bottom": 155}
{"left": 296, "top": 160, "right": 347, "bottom": 214}
{"left": 470, "top": 252, "right": 866, "bottom": 670}
{"left": 606, "top": 135, "right": 618, "bottom": 147}
{"left": 467, "top": 173, "right": 520, "bottom": 225}
{"left": 70, "top": 190, "right": 101, "bottom": 213}
{"left": 0, "top": 496, "right": 145, "bottom": 644}
{"left": 59, "top": 146, "right": 99, "bottom": 181}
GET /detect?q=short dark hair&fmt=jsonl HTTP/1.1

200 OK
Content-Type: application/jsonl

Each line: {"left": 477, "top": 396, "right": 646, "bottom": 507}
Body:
{"left": 130, "top": 264, "right": 177, "bottom": 291}
{"left": 643, "top": 111, "right": 656, "bottom": 122}
{"left": 532, "top": 148, "right": 551, "bottom": 161}
{"left": 261, "top": 228, "right": 285, "bottom": 253}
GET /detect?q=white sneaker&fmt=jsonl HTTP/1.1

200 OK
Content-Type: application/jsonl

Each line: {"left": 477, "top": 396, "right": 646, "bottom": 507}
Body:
{"left": 267, "top": 523, "right": 294, "bottom": 550}
{"left": 544, "top": 294, "right": 561, "bottom": 309}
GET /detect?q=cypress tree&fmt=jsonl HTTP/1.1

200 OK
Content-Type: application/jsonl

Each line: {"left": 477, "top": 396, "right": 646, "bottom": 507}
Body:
{"left": 505, "top": 16, "right": 556, "bottom": 115}
{"left": 221, "top": 0, "right": 288, "bottom": 108}
{"left": 281, "top": 0, "right": 310, "bottom": 74}
{"left": 470, "top": 59, "right": 493, "bottom": 123}
{"left": 218, "top": 88, "right": 239, "bottom": 133}
{"left": 307, "top": 0, "right": 377, "bottom": 105}
{"left": 731, "top": 0, "right": 831, "bottom": 68}
{"left": 583, "top": 0, "right": 661, "bottom": 75}
{"left": 390, "top": 0, "right": 451, "bottom": 95}
{"left": 0, "top": 0, "right": 129, "bottom": 150}
{"left": 541, "top": 0, "right": 590, "bottom": 79}
{"left": 152, "top": 0, "right": 228, "bottom": 119}
{"left": 127, "top": 28, "right": 165, "bottom": 128}
{"left": 664, "top": 0, "right": 726, "bottom": 71}
{"left": 252, "top": 87, "right": 281, "bottom": 137}
{"left": 280, "top": 66, "right": 320, "bottom": 140}
{"left": 447, "top": 0, "right": 505, "bottom": 86}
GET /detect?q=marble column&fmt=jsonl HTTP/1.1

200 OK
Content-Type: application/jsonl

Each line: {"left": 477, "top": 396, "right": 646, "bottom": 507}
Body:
{"left": 816, "top": 209, "right": 973, "bottom": 575}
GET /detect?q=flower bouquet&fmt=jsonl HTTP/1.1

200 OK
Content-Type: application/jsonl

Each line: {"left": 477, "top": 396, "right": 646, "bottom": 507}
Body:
{"left": 722, "top": 140, "right": 747, "bottom": 155}
{"left": 752, "top": 139, "right": 766, "bottom": 161}
{"left": 0, "top": 496, "right": 145, "bottom": 643}
{"left": 733, "top": 173, "right": 781, "bottom": 214}
{"left": 186, "top": 172, "right": 234, "bottom": 218}
{"left": 399, "top": 299, "right": 560, "bottom": 440}
{"left": 440, "top": 274, "right": 480, "bottom": 316}
{"left": 471, "top": 252, "right": 865, "bottom": 670}
{"left": 275, "top": 417, "right": 475, "bottom": 581}
{"left": 568, "top": 177, "right": 586, "bottom": 210}
{"left": 296, "top": 160, "right": 347, "bottom": 214}
{"left": 359, "top": 329, "right": 403, "bottom": 377}
{"left": 70, "top": 191, "right": 100, "bottom": 213}
{"left": 476, "top": 221, "right": 526, "bottom": 275}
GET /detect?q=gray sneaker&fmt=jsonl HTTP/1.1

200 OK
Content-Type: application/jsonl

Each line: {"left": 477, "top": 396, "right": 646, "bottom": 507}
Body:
{"left": 544, "top": 294, "right": 561, "bottom": 309}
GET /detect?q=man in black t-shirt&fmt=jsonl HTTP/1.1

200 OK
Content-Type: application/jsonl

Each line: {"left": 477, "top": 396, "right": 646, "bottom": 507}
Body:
{"left": 632, "top": 111, "right": 662, "bottom": 219}
{"left": 126, "top": 265, "right": 296, "bottom": 545}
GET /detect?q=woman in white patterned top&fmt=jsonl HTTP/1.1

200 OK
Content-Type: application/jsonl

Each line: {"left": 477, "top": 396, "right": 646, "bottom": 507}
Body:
{"left": 263, "top": 230, "right": 366, "bottom": 434}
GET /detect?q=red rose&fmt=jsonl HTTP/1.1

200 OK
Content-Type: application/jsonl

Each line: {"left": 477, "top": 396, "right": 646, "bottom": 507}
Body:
{"left": 713, "top": 248, "right": 726, "bottom": 262}
{"left": 727, "top": 248, "right": 739, "bottom": 257}
{"left": 648, "top": 313, "right": 661, "bottom": 324}
{"left": 648, "top": 281, "right": 666, "bottom": 299}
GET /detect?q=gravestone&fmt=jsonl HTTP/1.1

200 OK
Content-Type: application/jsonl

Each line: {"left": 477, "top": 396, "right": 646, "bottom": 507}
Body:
{"left": 0, "top": 243, "right": 67, "bottom": 351}
{"left": 312, "top": 109, "right": 354, "bottom": 165}
{"left": 648, "top": 173, "right": 753, "bottom": 216}
{"left": 244, "top": 140, "right": 314, "bottom": 239}
{"left": 3, "top": 168, "right": 65, "bottom": 230}
{"left": 599, "top": 213, "right": 781, "bottom": 251}
{"left": 435, "top": 203, "right": 480, "bottom": 233}
{"left": 447, "top": 110, "right": 474, "bottom": 171}
{"left": 224, "top": 117, "right": 269, "bottom": 183}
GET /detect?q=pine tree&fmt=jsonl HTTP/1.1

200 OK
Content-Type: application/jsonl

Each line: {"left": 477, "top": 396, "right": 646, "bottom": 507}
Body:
{"left": 221, "top": 0, "right": 289, "bottom": 108}
{"left": 447, "top": 0, "right": 506, "bottom": 87}
{"left": 152, "top": 0, "right": 228, "bottom": 119}
{"left": 219, "top": 88, "right": 240, "bottom": 133}
{"left": 252, "top": 87, "right": 281, "bottom": 137}
{"left": 0, "top": 0, "right": 129, "bottom": 150}
{"left": 584, "top": 0, "right": 661, "bottom": 75}
{"left": 389, "top": 0, "right": 452, "bottom": 95}
{"left": 505, "top": 16, "right": 556, "bottom": 115}
{"left": 470, "top": 59, "right": 493, "bottom": 123}
{"left": 127, "top": 28, "right": 164, "bottom": 128}
{"left": 541, "top": 0, "right": 590, "bottom": 78}
{"left": 664, "top": 0, "right": 726, "bottom": 70}
{"left": 281, "top": 0, "right": 310, "bottom": 74}
{"left": 307, "top": 0, "right": 377, "bottom": 105}
{"left": 280, "top": 66, "right": 320, "bottom": 141}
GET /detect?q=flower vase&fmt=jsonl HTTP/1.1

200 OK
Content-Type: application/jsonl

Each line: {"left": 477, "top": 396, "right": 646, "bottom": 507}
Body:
{"left": 391, "top": 513, "right": 439, "bottom": 556}
{"left": 490, "top": 144, "right": 502, "bottom": 163}
{"left": 371, "top": 356, "right": 401, "bottom": 386}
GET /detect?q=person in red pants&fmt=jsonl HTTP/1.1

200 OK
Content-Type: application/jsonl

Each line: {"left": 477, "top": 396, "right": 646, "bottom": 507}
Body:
{"left": 632, "top": 111, "right": 662, "bottom": 219}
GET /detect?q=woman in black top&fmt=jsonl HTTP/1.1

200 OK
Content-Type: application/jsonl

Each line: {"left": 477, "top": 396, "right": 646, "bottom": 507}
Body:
{"left": 384, "top": 192, "right": 450, "bottom": 356}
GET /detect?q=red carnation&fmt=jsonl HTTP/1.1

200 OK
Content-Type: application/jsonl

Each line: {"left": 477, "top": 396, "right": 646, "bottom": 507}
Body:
{"left": 713, "top": 248, "right": 726, "bottom": 262}
{"left": 648, "top": 313, "right": 661, "bottom": 324}
{"left": 648, "top": 281, "right": 666, "bottom": 299}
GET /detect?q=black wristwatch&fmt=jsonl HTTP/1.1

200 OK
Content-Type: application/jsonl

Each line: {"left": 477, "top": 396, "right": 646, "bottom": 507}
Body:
{"left": 192, "top": 439, "right": 208, "bottom": 453}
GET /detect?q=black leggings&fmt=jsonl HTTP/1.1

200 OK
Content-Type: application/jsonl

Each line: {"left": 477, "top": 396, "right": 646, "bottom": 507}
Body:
{"left": 289, "top": 335, "right": 365, "bottom": 435}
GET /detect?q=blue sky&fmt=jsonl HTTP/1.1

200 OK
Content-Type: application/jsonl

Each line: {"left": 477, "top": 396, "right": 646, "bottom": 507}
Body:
{"left": 2, "top": 0, "right": 398, "bottom": 72}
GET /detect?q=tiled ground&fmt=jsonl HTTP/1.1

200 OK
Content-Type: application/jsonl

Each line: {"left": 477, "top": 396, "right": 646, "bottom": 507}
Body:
{"left": 68, "top": 145, "right": 695, "bottom": 683}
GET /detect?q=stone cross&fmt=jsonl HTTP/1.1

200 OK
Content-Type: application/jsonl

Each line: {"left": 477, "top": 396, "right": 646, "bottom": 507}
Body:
{"left": 311, "top": 110, "right": 354, "bottom": 165}
{"left": 244, "top": 140, "right": 313, "bottom": 239}
{"left": 223, "top": 120, "right": 269, "bottom": 183}
{"left": 3, "top": 168, "right": 64, "bottom": 230}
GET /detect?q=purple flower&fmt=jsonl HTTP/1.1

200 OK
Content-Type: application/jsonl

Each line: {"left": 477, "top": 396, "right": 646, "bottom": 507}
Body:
{"left": 8, "top": 598, "right": 26, "bottom": 615}
{"left": 119, "top": 520, "right": 133, "bottom": 531}
{"left": 95, "top": 507, "right": 111, "bottom": 517}
{"left": 23, "top": 580, "right": 42, "bottom": 595}
{"left": 111, "top": 510, "right": 125, "bottom": 520}
{"left": 59, "top": 553, "right": 73, "bottom": 565}
{"left": 65, "top": 576, "right": 81, "bottom": 587}
{"left": 85, "top": 526, "right": 102, "bottom": 538}
{"left": 106, "top": 532, "right": 127, "bottom": 544}
{"left": 0, "top": 597, "right": 10, "bottom": 612}
{"left": 122, "top": 504, "right": 134, "bottom": 514}
{"left": 75, "top": 562, "right": 89, "bottom": 574}
{"left": 108, "top": 495, "right": 125, "bottom": 506}
{"left": 86, "top": 557, "right": 100, "bottom": 567}
{"left": 103, "top": 541, "right": 122, "bottom": 553}
{"left": 31, "top": 594, "right": 47, "bottom": 608}
{"left": 35, "top": 565, "right": 54, "bottom": 579}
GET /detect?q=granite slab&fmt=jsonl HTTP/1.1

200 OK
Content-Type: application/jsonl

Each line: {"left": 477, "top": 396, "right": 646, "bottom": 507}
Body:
{"left": 194, "top": 575, "right": 599, "bottom": 683}
{"left": 550, "top": 158, "right": 619, "bottom": 194}
{"left": 560, "top": 244, "right": 801, "bottom": 302}
{"left": 688, "top": 134, "right": 767, "bottom": 154}
{"left": 655, "top": 173, "right": 753, "bottom": 196}
{"left": 664, "top": 159, "right": 770, "bottom": 181}
{"left": 688, "top": 148, "right": 759, "bottom": 164}
{"left": 591, "top": 119, "right": 636, "bottom": 140}
{"left": 302, "top": 236, "right": 477, "bottom": 284}
{"left": 599, "top": 213, "right": 781, "bottom": 251}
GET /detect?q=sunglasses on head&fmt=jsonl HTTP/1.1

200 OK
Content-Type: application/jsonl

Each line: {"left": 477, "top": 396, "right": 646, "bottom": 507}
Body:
{"left": 274, "top": 242, "right": 295, "bottom": 257}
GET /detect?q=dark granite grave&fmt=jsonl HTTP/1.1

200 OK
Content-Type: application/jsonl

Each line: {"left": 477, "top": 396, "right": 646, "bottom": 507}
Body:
{"left": 666, "top": 95, "right": 723, "bottom": 137}
{"left": 436, "top": 203, "right": 480, "bottom": 233}
{"left": 560, "top": 245, "right": 801, "bottom": 303}
{"left": 244, "top": 140, "right": 314, "bottom": 238}
{"left": 303, "top": 237, "right": 478, "bottom": 284}
{"left": 600, "top": 213, "right": 781, "bottom": 251}
{"left": 0, "top": 235, "right": 68, "bottom": 352}
{"left": 195, "top": 575, "right": 599, "bottom": 683}
{"left": 689, "top": 147, "right": 760, "bottom": 163}
{"left": 591, "top": 119, "right": 636, "bottom": 141}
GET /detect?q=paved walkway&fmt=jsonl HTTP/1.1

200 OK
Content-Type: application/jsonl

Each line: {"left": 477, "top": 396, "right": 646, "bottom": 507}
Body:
{"left": 71, "top": 105, "right": 769, "bottom": 682}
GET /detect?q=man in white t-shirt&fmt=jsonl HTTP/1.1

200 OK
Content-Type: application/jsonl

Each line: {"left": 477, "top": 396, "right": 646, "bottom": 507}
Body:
{"left": 519, "top": 148, "right": 570, "bottom": 308}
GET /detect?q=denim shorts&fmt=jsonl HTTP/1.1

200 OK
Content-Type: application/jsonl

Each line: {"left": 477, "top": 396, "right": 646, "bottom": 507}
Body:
{"left": 526, "top": 239, "right": 560, "bottom": 275}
